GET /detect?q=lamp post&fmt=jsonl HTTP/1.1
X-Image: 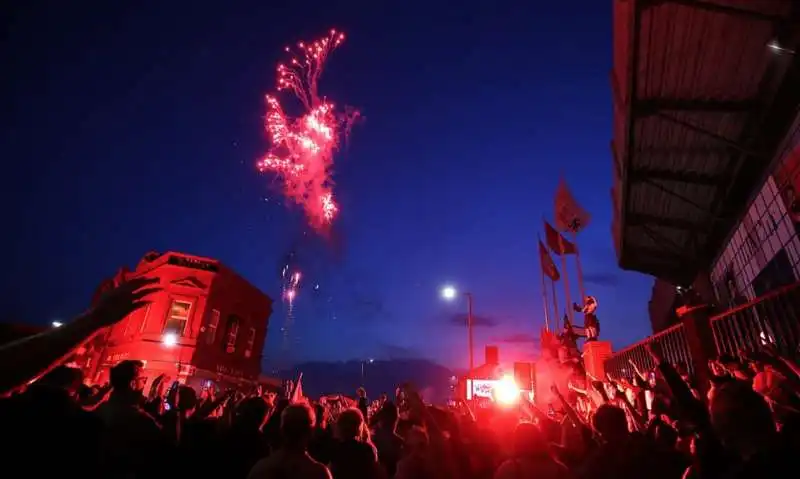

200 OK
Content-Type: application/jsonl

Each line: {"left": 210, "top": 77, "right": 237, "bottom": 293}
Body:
{"left": 361, "top": 358, "right": 374, "bottom": 386}
{"left": 441, "top": 285, "right": 474, "bottom": 389}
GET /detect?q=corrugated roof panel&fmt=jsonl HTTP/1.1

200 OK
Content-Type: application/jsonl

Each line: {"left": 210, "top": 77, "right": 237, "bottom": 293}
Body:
{"left": 612, "top": 0, "right": 799, "bottom": 283}
{"left": 638, "top": 2, "right": 782, "bottom": 101}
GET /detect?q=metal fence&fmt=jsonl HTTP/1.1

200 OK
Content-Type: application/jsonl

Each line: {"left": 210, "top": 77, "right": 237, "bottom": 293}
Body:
{"left": 710, "top": 281, "right": 800, "bottom": 357}
{"left": 604, "top": 322, "right": 693, "bottom": 380}
{"left": 604, "top": 281, "right": 800, "bottom": 378}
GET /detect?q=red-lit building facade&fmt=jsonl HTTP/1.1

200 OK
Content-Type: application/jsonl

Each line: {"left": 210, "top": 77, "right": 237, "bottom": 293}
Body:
{"left": 81, "top": 251, "right": 273, "bottom": 390}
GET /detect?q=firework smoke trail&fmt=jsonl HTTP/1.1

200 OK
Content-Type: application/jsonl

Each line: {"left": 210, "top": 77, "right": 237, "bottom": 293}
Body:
{"left": 258, "top": 29, "right": 359, "bottom": 232}
{"left": 282, "top": 270, "right": 301, "bottom": 354}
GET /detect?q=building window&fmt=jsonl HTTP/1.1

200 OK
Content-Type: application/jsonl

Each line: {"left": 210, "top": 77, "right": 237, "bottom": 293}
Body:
{"left": 206, "top": 309, "right": 220, "bottom": 345}
{"left": 139, "top": 304, "right": 151, "bottom": 333}
{"left": 244, "top": 327, "right": 256, "bottom": 358}
{"left": 225, "top": 316, "right": 240, "bottom": 353}
{"left": 164, "top": 300, "right": 192, "bottom": 336}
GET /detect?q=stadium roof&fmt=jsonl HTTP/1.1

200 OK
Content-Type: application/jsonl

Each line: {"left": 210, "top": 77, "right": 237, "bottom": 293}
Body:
{"left": 611, "top": 0, "right": 800, "bottom": 285}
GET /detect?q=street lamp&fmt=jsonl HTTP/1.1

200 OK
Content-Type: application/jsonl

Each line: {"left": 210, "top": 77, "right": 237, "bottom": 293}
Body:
{"left": 441, "top": 285, "right": 457, "bottom": 301}
{"left": 361, "top": 358, "right": 374, "bottom": 386}
{"left": 51, "top": 321, "right": 63, "bottom": 328}
{"left": 440, "top": 285, "right": 475, "bottom": 388}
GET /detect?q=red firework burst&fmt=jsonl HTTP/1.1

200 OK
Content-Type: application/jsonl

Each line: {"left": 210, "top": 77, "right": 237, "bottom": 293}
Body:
{"left": 258, "top": 29, "right": 359, "bottom": 231}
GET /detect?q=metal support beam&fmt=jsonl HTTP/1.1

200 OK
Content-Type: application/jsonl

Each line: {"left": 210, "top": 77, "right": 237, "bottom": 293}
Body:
{"left": 641, "top": 223, "right": 689, "bottom": 258}
{"left": 642, "top": 177, "right": 710, "bottom": 213}
{"left": 628, "top": 212, "right": 705, "bottom": 231}
{"left": 635, "top": 146, "right": 730, "bottom": 157}
{"left": 620, "top": 254, "right": 691, "bottom": 282}
{"left": 656, "top": 112, "right": 761, "bottom": 157}
{"left": 630, "top": 168, "right": 721, "bottom": 186}
{"left": 638, "top": 97, "right": 758, "bottom": 114}
{"left": 624, "top": 243, "right": 682, "bottom": 261}
{"left": 655, "top": 0, "right": 784, "bottom": 23}
{"left": 623, "top": 242, "right": 693, "bottom": 277}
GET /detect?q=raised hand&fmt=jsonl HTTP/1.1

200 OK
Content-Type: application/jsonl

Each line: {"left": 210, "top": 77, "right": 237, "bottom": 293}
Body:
{"left": 89, "top": 277, "right": 161, "bottom": 327}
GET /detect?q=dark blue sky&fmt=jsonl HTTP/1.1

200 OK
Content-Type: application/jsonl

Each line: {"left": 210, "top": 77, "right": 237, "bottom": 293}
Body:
{"left": 2, "top": 0, "right": 653, "bottom": 369}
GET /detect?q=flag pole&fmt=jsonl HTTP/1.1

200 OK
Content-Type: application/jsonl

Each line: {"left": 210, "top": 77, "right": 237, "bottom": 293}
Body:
{"left": 538, "top": 236, "right": 552, "bottom": 332}
{"left": 559, "top": 234, "right": 574, "bottom": 324}
{"left": 573, "top": 231, "right": 586, "bottom": 301}
{"left": 551, "top": 277, "right": 560, "bottom": 326}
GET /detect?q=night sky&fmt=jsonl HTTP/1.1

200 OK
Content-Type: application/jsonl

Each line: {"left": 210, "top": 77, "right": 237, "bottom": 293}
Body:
{"left": 3, "top": 0, "right": 654, "bottom": 370}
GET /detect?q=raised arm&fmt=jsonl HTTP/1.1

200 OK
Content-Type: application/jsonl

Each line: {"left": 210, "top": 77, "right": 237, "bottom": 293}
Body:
{"left": 0, "top": 277, "right": 159, "bottom": 396}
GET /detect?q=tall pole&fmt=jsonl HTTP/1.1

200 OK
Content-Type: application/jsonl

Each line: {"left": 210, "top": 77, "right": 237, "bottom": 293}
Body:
{"left": 540, "top": 263, "right": 552, "bottom": 332}
{"left": 466, "top": 293, "right": 474, "bottom": 381}
{"left": 551, "top": 278, "right": 560, "bottom": 326}
{"left": 573, "top": 231, "right": 586, "bottom": 301}
{"left": 559, "top": 240, "right": 573, "bottom": 324}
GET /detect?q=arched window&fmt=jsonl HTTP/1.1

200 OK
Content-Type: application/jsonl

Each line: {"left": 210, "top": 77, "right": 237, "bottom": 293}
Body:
{"left": 224, "top": 315, "right": 240, "bottom": 353}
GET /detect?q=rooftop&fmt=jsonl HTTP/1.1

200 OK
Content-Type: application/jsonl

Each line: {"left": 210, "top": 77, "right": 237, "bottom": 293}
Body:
{"left": 611, "top": 0, "right": 800, "bottom": 285}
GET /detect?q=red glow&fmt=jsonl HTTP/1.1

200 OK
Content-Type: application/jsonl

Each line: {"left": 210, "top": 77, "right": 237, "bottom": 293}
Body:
{"left": 494, "top": 375, "right": 520, "bottom": 406}
{"left": 79, "top": 251, "right": 272, "bottom": 388}
{"left": 258, "top": 29, "right": 359, "bottom": 231}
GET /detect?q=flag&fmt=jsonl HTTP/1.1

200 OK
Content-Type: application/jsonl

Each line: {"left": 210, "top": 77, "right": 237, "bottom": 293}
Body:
{"left": 290, "top": 372, "right": 304, "bottom": 403}
{"left": 555, "top": 179, "right": 591, "bottom": 233}
{"left": 539, "top": 240, "right": 560, "bottom": 281}
{"left": 544, "top": 220, "right": 577, "bottom": 255}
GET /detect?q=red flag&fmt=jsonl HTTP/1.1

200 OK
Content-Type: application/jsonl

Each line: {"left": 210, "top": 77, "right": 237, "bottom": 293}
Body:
{"left": 539, "top": 240, "right": 560, "bottom": 281}
{"left": 290, "top": 372, "right": 304, "bottom": 403}
{"left": 544, "top": 220, "right": 577, "bottom": 255}
{"left": 555, "top": 179, "right": 591, "bottom": 233}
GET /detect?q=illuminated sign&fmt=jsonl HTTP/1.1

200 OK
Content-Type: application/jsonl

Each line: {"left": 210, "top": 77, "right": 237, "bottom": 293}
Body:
{"left": 466, "top": 375, "right": 520, "bottom": 406}
{"left": 466, "top": 379, "right": 499, "bottom": 400}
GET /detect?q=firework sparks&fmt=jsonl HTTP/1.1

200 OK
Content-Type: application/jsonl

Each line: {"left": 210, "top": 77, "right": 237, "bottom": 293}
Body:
{"left": 280, "top": 253, "right": 303, "bottom": 355}
{"left": 258, "top": 29, "right": 359, "bottom": 231}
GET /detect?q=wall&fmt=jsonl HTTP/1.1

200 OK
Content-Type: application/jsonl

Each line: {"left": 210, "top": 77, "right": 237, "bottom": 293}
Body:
{"left": 194, "top": 265, "right": 272, "bottom": 383}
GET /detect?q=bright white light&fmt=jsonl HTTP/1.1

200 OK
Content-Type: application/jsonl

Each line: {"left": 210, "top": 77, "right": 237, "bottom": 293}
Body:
{"left": 767, "top": 40, "right": 795, "bottom": 55}
{"left": 162, "top": 333, "right": 178, "bottom": 348}
{"left": 441, "top": 285, "right": 458, "bottom": 300}
{"left": 494, "top": 374, "right": 520, "bottom": 406}
{"left": 51, "top": 321, "right": 63, "bottom": 328}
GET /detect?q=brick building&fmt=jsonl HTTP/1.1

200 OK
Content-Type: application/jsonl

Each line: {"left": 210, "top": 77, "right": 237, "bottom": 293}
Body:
{"left": 83, "top": 251, "right": 272, "bottom": 390}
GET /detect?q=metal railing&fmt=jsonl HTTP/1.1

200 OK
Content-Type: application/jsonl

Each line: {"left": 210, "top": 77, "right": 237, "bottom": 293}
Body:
{"left": 711, "top": 282, "right": 800, "bottom": 357}
{"left": 604, "top": 322, "right": 693, "bottom": 380}
{"left": 604, "top": 282, "right": 800, "bottom": 378}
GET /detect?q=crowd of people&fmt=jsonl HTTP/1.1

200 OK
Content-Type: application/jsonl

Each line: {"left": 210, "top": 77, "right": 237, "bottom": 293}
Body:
{"left": 1, "top": 278, "right": 799, "bottom": 478}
